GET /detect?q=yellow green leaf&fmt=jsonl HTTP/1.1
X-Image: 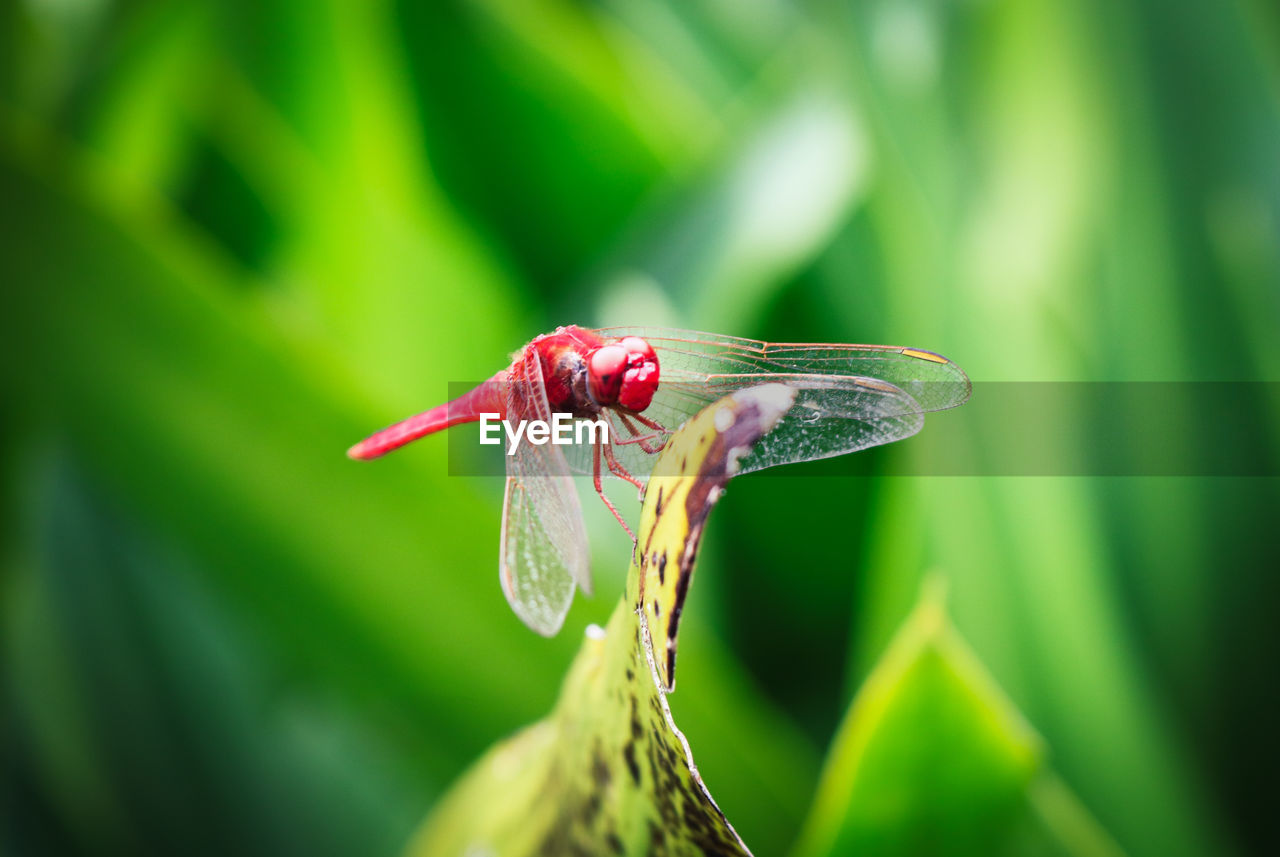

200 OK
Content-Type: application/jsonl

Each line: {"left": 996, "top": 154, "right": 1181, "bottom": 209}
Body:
{"left": 793, "top": 580, "right": 1124, "bottom": 857}
{"left": 406, "top": 384, "right": 797, "bottom": 857}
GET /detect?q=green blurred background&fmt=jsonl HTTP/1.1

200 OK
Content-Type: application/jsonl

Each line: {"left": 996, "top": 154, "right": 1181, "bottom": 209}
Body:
{"left": 2, "top": 0, "right": 1278, "bottom": 855}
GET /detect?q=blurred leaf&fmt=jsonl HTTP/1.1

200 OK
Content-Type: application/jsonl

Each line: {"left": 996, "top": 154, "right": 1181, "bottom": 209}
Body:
{"left": 591, "top": 81, "right": 870, "bottom": 334}
{"left": 73, "top": 1, "right": 212, "bottom": 199}
{"left": 793, "top": 580, "right": 1122, "bottom": 857}
{"left": 3, "top": 454, "right": 418, "bottom": 857}
{"left": 396, "top": 0, "right": 678, "bottom": 291}
{"left": 811, "top": 1, "right": 1251, "bottom": 854}
{"left": 0, "top": 131, "right": 818, "bottom": 854}
{"left": 409, "top": 385, "right": 796, "bottom": 857}
{"left": 0, "top": 144, "right": 542, "bottom": 774}
{"left": 210, "top": 1, "right": 525, "bottom": 406}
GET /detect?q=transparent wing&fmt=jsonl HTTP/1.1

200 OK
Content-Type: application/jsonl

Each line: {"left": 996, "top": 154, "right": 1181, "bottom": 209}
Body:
{"left": 595, "top": 327, "right": 971, "bottom": 412}
{"left": 589, "top": 326, "right": 971, "bottom": 477}
{"left": 606, "top": 372, "right": 926, "bottom": 477}
{"left": 499, "top": 348, "right": 591, "bottom": 637}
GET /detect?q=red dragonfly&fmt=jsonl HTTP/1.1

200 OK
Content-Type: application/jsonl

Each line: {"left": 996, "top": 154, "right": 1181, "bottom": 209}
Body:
{"left": 348, "top": 326, "right": 970, "bottom": 636}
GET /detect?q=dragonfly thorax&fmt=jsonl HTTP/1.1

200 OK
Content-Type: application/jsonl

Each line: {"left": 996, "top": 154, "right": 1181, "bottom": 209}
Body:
{"left": 539, "top": 347, "right": 597, "bottom": 416}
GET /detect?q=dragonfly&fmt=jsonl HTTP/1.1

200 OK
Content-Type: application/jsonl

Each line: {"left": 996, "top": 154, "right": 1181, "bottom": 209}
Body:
{"left": 348, "top": 326, "right": 970, "bottom": 636}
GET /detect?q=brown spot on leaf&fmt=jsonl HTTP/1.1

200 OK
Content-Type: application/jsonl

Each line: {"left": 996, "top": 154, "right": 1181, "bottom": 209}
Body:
{"left": 623, "top": 740, "right": 641, "bottom": 786}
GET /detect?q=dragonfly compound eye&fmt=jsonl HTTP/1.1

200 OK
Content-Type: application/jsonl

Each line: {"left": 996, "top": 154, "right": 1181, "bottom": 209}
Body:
{"left": 616, "top": 338, "right": 659, "bottom": 412}
{"left": 587, "top": 344, "right": 628, "bottom": 404}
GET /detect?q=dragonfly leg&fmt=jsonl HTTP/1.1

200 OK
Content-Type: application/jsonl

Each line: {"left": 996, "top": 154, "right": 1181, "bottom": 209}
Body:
{"left": 629, "top": 411, "right": 667, "bottom": 432}
{"left": 619, "top": 412, "right": 669, "bottom": 454}
{"left": 602, "top": 411, "right": 662, "bottom": 451}
{"left": 611, "top": 429, "right": 662, "bottom": 447}
{"left": 615, "top": 412, "right": 668, "bottom": 454}
{"left": 593, "top": 439, "right": 636, "bottom": 541}
{"left": 602, "top": 436, "right": 647, "bottom": 497}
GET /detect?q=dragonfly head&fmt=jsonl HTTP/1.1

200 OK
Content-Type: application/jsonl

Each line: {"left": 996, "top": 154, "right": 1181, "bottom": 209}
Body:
{"left": 587, "top": 336, "right": 659, "bottom": 412}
